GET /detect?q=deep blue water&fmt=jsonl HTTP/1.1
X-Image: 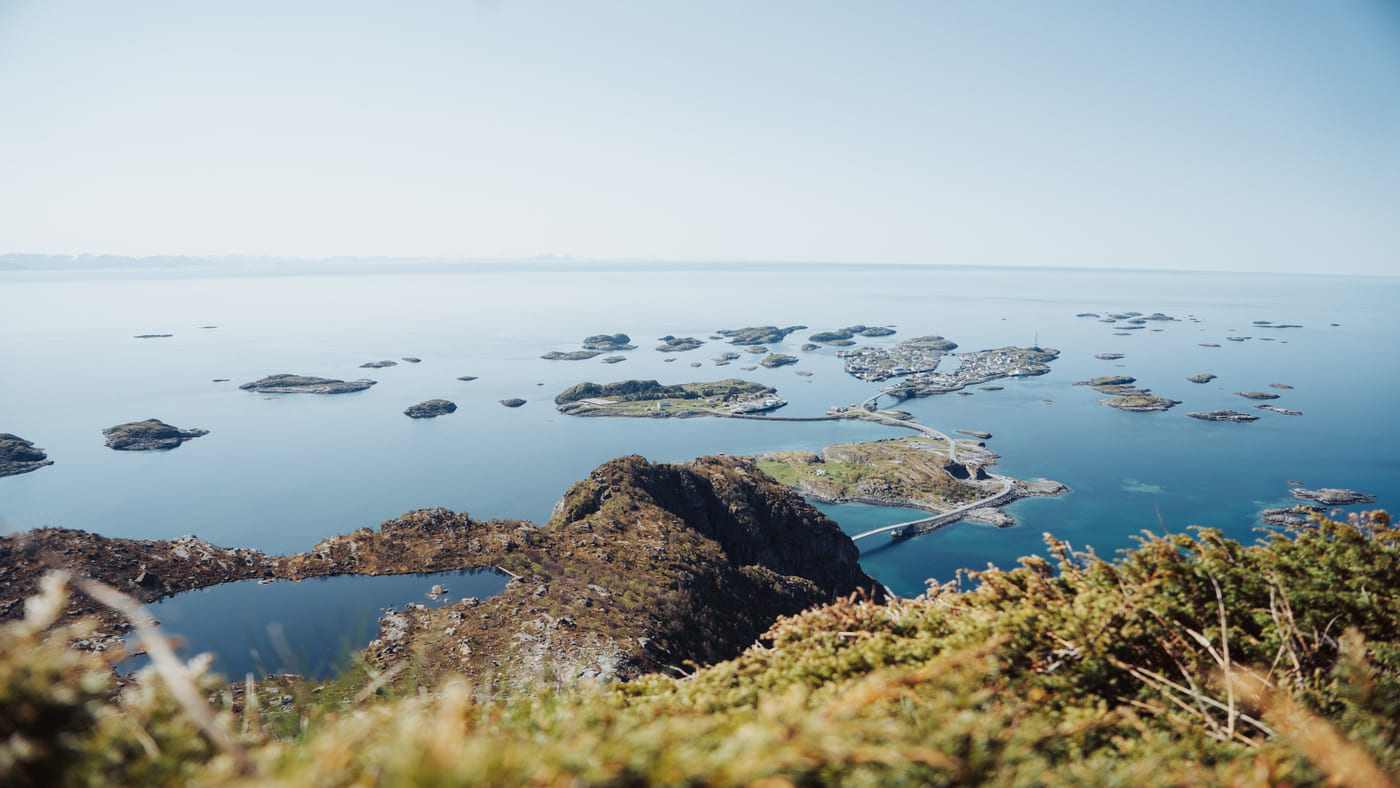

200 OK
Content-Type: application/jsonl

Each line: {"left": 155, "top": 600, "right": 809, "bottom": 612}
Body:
{"left": 2, "top": 262, "right": 1396, "bottom": 601}
{"left": 120, "top": 568, "right": 512, "bottom": 680}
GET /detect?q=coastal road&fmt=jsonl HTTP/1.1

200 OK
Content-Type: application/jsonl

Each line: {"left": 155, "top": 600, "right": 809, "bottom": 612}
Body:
{"left": 849, "top": 475, "right": 1014, "bottom": 542}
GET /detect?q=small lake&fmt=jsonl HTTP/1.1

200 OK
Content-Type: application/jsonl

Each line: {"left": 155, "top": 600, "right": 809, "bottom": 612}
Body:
{"left": 121, "top": 568, "right": 512, "bottom": 680}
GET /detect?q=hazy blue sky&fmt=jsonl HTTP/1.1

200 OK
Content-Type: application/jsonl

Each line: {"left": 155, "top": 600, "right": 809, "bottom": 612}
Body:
{"left": 1, "top": 1, "right": 1397, "bottom": 273}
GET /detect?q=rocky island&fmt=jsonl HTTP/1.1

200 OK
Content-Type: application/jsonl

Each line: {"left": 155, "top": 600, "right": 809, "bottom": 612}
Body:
{"left": 1100, "top": 395, "right": 1180, "bottom": 412}
{"left": 541, "top": 350, "right": 605, "bottom": 361}
{"left": 759, "top": 353, "right": 798, "bottom": 368}
{"left": 555, "top": 379, "right": 781, "bottom": 418}
{"left": 752, "top": 435, "right": 1065, "bottom": 530}
{"left": 1186, "top": 373, "right": 1217, "bottom": 384}
{"left": 1187, "top": 410, "right": 1259, "bottom": 423}
{"left": 655, "top": 336, "right": 704, "bottom": 352}
{"left": 1095, "top": 353, "right": 1124, "bottom": 360}
{"left": 838, "top": 335, "right": 958, "bottom": 382}
{"left": 101, "top": 419, "right": 209, "bottom": 451}
{"left": 404, "top": 399, "right": 457, "bottom": 419}
{"left": 884, "top": 345, "right": 1058, "bottom": 398}
{"left": 239, "top": 374, "right": 377, "bottom": 394}
{"left": 499, "top": 398, "right": 526, "bottom": 408}
{"left": 808, "top": 325, "right": 896, "bottom": 344}
{"left": 361, "top": 360, "right": 398, "bottom": 368}
{"left": 0, "top": 433, "right": 53, "bottom": 477}
{"left": 581, "top": 333, "right": 635, "bottom": 351}
{"left": 1256, "top": 405, "right": 1303, "bottom": 416}
{"left": 1235, "top": 391, "right": 1280, "bottom": 400}
{"left": 1259, "top": 504, "right": 1324, "bottom": 527}
{"left": 716, "top": 325, "right": 806, "bottom": 345}
{"left": 1290, "top": 487, "right": 1375, "bottom": 505}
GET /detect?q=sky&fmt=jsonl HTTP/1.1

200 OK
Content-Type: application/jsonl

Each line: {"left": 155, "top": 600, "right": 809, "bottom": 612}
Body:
{"left": 1, "top": 1, "right": 1397, "bottom": 274}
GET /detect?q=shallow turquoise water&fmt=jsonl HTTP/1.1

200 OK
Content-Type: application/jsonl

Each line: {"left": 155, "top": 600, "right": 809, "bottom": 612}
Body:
{"left": 2, "top": 262, "right": 1395, "bottom": 598}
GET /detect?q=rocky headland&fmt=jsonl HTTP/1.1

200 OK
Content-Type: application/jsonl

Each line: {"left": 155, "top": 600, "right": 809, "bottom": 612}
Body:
{"left": 404, "top": 399, "right": 457, "bottom": 419}
{"left": 239, "top": 375, "right": 376, "bottom": 394}
{"left": 101, "top": 419, "right": 209, "bottom": 451}
{"left": 0, "top": 433, "right": 53, "bottom": 477}
{"left": 1, "top": 455, "right": 881, "bottom": 689}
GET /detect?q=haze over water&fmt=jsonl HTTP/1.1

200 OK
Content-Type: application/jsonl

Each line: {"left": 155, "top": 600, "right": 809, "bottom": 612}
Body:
{"left": 2, "top": 262, "right": 1395, "bottom": 598}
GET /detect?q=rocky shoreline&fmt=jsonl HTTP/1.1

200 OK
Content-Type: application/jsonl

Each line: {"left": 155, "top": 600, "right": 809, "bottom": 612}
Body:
{"left": 2, "top": 455, "right": 880, "bottom": 689}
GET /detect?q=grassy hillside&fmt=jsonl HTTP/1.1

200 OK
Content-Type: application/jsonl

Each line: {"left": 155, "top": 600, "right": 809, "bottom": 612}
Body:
{"left": 4, "top": 508, "right": 1398, "bottom": 786}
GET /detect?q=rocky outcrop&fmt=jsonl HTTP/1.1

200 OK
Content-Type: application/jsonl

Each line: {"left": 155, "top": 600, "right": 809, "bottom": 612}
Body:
{"left": 101, "top": 419, "right": 209, "bottom": 451}
{"left": 0, "top": 433, "right": 53, "bottom": 477}
{"left": 758, "top": 354, "right": 798, "bottom": 368}
{"left": 1290, "top": 488, "right": 1375, "bottom": 506}
{"left": 239, "top": 374, "right": 376, "bottom": 394}
{"left": 404, "top": 400, "right": 457, "bottom": 419}
{"left": 1235, "top": 391, "right": 1280, "bottom": 400}
{"left": 1186, "top": 373, "right": 1217, "bottom": 384}
{"left": 499, "top": 398, "right": 526, "bottom": 408}
{"left": 361, "top": 360, "right": 398, "bottom": 368}
{"left": 2, "top": 455, "right": 882, "bottom": 690}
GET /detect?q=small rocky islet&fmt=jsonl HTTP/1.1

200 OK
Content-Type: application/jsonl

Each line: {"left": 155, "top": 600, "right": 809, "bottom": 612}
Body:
{"left": 759, "top": 353, "right": 798, "bottom": 368}
{"left": 499, "top": 398, "right": 526, "bottom": 408}
{"left": 1290, "top": 487, "right": 1375, "bottom": 506}
{"left": 361, "top": 360, "right": 398, "bottom": 368}
{"left": 655, "top": 336, "right": 704, "bottom": 353}
{"left": 101, "top": 419, "right": 209, "bottom": 451}
{"left": 0, "top": 433, "right": 53, "bottom": 477}
{"left": 1235, "top": 391, "right": 1280, "bottom": 400}
{"left": 1186, "top": 373, "right": 1217, "bottom": 384}
{"left": 581, "top": 333, "right": 635, "bottom": 351}
{"left": 1187, "top": 410, "right": 1259, "bottom": 423}
{"left": 404, "top": 400, "right": 457, "bottom": 419}
{"left": 239, "top": 374, "right": 376, "bottom": 394}
{"left": 541, "top": 350, "right": 604, "bottom": 361}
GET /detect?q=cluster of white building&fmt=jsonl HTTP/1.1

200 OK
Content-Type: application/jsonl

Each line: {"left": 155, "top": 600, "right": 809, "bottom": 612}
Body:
{"left": 837, "top": 346, "right": 944, "bottom": 382}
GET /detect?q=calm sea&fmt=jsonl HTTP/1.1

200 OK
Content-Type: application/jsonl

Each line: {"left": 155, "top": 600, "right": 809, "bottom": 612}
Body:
{"left": 3, "top": 262, "right": 1396, "bottom": 598}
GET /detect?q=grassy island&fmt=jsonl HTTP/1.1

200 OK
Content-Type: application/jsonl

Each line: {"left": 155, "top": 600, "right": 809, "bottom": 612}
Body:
{"left": 754, "top": 435, "right": 994, "bottom": 510}
{"left": 555, "top": 379, "right": 781, "bottom": 417}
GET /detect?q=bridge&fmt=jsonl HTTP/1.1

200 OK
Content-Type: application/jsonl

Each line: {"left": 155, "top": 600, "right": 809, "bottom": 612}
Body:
{"left": 850, "top": 477, "right": 1014, "bottom": 542}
